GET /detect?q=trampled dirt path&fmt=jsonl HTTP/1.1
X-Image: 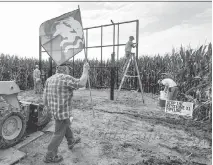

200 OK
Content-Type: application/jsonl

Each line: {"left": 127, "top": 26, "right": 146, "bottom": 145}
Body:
{"left": 16, "top": 89, "right": 212, "bottom": 165}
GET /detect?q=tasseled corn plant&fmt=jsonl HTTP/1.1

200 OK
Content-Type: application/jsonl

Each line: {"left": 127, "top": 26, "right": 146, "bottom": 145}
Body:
{"left": 0, "top": 43, "right": 212, "bottom": 121}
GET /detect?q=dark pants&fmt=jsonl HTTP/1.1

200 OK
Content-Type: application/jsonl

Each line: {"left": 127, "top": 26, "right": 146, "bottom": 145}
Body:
{"left": 46, "top": 119, "right": 74, "bottom": 158}
{"left": 168, "top": 87, "right": 179, "bottom": 100}
{"left": 123, "top": 52, "right": 133, "bottom": 72}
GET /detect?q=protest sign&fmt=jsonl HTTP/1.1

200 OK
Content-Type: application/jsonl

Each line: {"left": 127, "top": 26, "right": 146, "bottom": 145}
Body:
{"left": 165, "top": 100, "right": 194, "bottom": 117}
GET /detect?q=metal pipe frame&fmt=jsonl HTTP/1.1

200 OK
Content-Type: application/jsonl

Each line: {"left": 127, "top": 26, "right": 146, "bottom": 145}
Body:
{"left": 39, "top": 36, "right": 42, "bottom": 71}
{"left": 86, "top": 29, "right": 88, "bottom": 56}
{"left": 113, "top": 24, "right": 115, "bottom": 54}
{"left": 116, "top": 24, "right": 120, "bottom": 88}
{"left": 39, "top": 19, "right": 139, "bottom": 90}
{"left": 84, "top": 19, "right": 137, "bottom": 30}
{"left": 49, "top": 35, "right": 53, "bottom": 77}
{"left": 134, "top": 20, "right": 139, "bottom": 89}
{"left": 100, "top": 26, "right": 103, "bottom": 87}
{"left": 41, "top": 43, "right": 137, "bottom": 53}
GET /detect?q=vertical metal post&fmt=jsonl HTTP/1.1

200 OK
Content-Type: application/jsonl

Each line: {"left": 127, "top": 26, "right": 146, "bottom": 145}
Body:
{"left": 79, "top": 5, "right": 94, "bottom": 117}
{"left": 72, "top": 48, "right": 74, "bottom": 76}
{"left": 86, "top": 29, "right": 90, "bottom": 84}
{"left": 112, "top": 22, "right": 116, "bottom": 90}
{"left": 73, "top": 56, "right": 75, "bottom": 76}
{"left": 60, "top": 36, "right": 65, "bottom": 65}
{"left": 116, "top": 67, "right": 119, "bottom": 89}
{"left": 39, "top": 36, "right": 42, "bottom": 71}
{"left": 117, "top": 24, "right": 119, "bottom": 62}
{"left": 101, "top": 27, "right": 103, "bottom": 66}
{"left": 136, "top": 20, "right": 139, "bottom": 61}
{"left": 110, "top": 52, "right": 115, "bottom": 100}
{"left": 49, "top": 57, "right": 52, "bottom": 77}
{"left": 100, "top": 26, "right": 103, "bottom": 87}
{"left": 49, "top": 35, "right": 53, "bottom": 77}
{"left": 113, "top": 24, "right": 115, "bottom": 54}
{"left": 117, "top": 24, "right": 120, "bottom": 89}
{"left": 135, "top": 20, "right": 139, "bottom": 89}
{"left": 86, "top": 29, "right": 88, "bottom": 59}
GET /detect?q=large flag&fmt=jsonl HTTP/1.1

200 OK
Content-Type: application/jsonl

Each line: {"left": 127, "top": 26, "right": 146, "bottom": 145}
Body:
{"left": 39, "top": 9, "right": 84, "bottom": 66}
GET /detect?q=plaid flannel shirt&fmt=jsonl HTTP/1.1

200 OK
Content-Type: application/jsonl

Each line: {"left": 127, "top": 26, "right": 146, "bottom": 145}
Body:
{"left": 43, "top": 73, "right": 80, "bottom": 120}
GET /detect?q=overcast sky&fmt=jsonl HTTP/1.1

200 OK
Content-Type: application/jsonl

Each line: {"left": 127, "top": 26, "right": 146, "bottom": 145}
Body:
{"left": 0, "top": 1, "right": 211, "bottom": 61}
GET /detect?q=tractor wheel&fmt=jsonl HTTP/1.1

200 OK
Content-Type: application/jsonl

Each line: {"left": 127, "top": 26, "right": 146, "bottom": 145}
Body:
{"left": 0, "top": 112, "right": 27, "bottom": 149}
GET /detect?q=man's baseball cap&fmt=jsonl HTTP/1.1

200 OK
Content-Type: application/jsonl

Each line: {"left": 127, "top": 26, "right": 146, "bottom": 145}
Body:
{"left": 57, "top": 62, "right": 72, "bottom": 72}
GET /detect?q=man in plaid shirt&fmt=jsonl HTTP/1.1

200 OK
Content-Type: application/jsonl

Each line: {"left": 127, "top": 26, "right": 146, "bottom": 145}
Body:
{"left": 43, "top": 62, "right": 89, "bottom": 163}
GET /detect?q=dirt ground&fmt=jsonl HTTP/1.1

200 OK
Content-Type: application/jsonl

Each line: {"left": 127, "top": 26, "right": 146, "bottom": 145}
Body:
{"left": 15, "top": 89, "right": 212, "bottom": 165}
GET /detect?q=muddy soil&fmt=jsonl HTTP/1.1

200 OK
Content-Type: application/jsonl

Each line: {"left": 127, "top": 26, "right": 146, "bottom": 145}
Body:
{"left": 16, "top": 89, "right": 212, "bottom": 165}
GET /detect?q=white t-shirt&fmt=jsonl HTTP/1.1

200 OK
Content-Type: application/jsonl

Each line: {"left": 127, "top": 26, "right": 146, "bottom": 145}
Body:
{"left": 161, "top": 78, "right": 177, "bottom": 88}
{"left": 125, "top": 41, "right": 133, "bottom": 52}
{"left": 33, "top": 68, "right": 41, "bottom": 80}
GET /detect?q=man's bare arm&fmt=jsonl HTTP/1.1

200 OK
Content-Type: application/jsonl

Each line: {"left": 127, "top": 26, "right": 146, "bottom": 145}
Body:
{"left": 78, "top": 63, "right": 89, "bottom": 88}
{"left": 67, "top": 62, "right": 90, "bottom": 89}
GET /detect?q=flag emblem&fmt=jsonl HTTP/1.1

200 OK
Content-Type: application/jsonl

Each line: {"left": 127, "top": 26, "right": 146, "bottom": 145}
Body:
{"left": 39, "top": 9, "right": 84, "bottom": 65}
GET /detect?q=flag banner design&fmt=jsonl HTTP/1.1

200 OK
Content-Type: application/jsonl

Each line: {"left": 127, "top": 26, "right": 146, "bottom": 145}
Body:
{"left": 39, "top": 9, "right": 84, "bottom": 66}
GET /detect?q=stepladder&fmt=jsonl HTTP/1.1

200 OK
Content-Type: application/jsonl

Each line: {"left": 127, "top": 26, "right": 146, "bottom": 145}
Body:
{"left": 116, "top": 53, "right": 145, "bottom": 103}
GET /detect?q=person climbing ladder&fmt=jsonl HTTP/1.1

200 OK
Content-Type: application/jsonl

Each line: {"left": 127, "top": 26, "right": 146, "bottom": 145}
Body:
{"left": 123, "top": 36, "right": 137, "bottom": 72}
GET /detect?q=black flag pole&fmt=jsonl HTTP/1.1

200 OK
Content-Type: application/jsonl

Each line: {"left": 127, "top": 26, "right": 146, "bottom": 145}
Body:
{"left": 78, "top": 5, "right": 95, "bottom": 118}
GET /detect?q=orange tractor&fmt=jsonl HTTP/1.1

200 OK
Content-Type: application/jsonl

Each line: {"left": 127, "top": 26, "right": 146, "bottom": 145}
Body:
{"left": 0, "top": 81, "right": 51, "bottom": 149}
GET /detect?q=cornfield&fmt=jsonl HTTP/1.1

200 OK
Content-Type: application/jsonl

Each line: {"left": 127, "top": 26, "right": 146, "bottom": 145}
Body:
{"left": 0, "top": 43, "right": 212, "bottom": 121}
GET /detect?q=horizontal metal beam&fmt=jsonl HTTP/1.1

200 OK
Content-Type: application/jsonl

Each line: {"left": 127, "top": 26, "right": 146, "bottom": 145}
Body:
{"left": 86, "top": 44, "right": 126, "bottom": 49}
{"left": 83, "top": 20, "right": 138, "bottom": 30}
{"left": 41, "top": 43, "right": 136, "bottom": 53}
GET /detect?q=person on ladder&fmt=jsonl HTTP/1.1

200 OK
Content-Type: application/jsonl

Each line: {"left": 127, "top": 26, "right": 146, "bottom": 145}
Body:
{"left": 123, "top": 36, "right": 137, "bottom": 72}
{"left": 117, "top": 35, "right": 144, "bottom": 103}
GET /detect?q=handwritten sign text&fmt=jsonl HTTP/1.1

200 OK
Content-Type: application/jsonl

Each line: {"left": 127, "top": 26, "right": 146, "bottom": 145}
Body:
{"left": 165, "top": 100, "right": 193, "bottom": 117}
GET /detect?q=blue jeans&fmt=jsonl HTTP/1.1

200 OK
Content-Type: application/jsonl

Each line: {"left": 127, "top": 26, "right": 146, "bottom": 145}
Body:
{"left": 46, "top": 119, "right": 74, "bottom": 158}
